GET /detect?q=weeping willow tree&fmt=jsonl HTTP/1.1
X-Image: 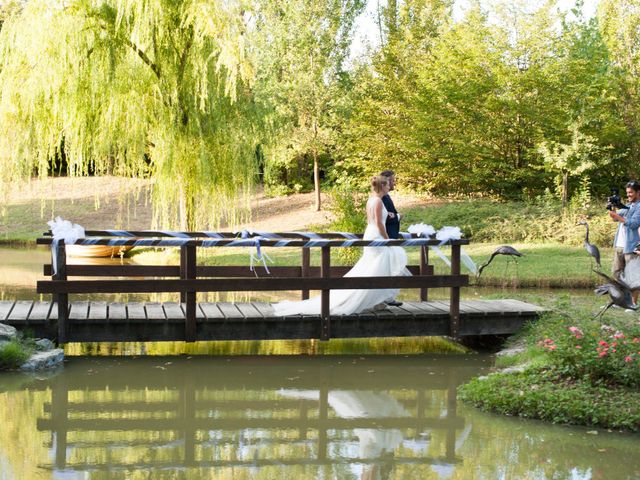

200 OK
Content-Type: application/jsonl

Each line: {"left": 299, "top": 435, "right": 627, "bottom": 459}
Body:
{"left": 0, "top": 0, "right": 260, "bottom": 230}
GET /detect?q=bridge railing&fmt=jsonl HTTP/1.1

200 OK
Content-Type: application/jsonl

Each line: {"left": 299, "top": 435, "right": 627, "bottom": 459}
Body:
{"left": 36, "top": 230, "right": 469, "bottom": 343}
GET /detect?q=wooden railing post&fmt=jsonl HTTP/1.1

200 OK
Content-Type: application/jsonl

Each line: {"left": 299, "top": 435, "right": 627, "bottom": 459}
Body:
{"left": 54, "top": 239, "right": 69, "bottom": 344}
{"left": 183, "top": 244, "right": 197, "bottom": 342}
{"left": 179, "top": 246, "right": 187, "bottom": 304}
{"left": 449, "top": 243, "right": 461, "bottom": 338}
{"left": 320, "top": 246, "right": 331, "bottom": 341}
{"left": 301, "top": 247, "right": 310, "bottom": 300}
{"left": 420, "top": 245, "right": 429, "bottom": 301}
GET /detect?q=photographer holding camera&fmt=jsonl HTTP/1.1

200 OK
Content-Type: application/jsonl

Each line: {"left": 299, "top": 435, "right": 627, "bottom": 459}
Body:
{"left": 610, "top": 180, "right": 640, "bottom": 285}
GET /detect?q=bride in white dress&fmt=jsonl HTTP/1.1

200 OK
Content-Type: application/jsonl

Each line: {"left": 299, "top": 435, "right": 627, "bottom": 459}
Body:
{"left": 273, "top": 176, "right": 411, "bottom": 316}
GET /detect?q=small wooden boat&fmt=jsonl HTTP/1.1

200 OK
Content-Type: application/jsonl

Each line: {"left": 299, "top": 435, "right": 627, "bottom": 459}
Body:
{"left": 66, "top": 245, "right": 134, "bottom": 258}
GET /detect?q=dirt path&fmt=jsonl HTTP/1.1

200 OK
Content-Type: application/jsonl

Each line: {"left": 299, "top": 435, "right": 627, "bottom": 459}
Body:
{"left": 2, "top": 176, "right": 423, "bottom": 239}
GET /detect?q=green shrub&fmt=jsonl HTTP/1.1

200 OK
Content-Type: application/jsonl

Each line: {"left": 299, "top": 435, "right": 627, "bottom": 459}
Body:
{"left": 0, "top": 341, "right": 30, "bottom": 370}
{"left": 403, "top": 199, "right": 615, "bottom": 246}
{"left": 327, "top": 185, "right": 368, "bottom": 264}
{"left": 536, "top": 320, "right": 640, "bottom": 388}
{"left": 459, "top": 368, "right": 640, "bottom": 431}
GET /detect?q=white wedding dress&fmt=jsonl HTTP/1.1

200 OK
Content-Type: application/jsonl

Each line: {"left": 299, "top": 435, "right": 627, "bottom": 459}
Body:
{"left": 273, "top": 197, "right": 411, "bottom": 316}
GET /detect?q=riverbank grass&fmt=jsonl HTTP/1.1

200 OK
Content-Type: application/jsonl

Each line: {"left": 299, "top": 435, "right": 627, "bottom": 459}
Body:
{"left": 0, "top": 340, "right": 31, "bottom": 370}
{"left": 459, "top": 302, "right": 640, "bottom": 431}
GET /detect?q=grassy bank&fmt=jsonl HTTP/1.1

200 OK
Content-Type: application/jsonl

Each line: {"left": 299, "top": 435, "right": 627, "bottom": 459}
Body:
{"left": 458, "top": 295, "right": 640, "bottom": 431}
{"left": 0, "top": 339, "right": 32, "bottom": 370}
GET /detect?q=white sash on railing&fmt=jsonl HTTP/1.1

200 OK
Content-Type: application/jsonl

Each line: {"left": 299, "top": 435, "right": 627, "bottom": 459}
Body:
{"left": 47, "top": 217, "right": 85, "bottom": 275}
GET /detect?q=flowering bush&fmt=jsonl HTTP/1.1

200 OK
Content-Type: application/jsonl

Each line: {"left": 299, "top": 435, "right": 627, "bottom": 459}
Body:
{"left": 537, "top": 322, "right": 640, "bottom": 388}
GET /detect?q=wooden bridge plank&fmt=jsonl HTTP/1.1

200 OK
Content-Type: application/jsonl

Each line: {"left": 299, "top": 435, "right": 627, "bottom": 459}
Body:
{"left": 145, "top": 303, "right": 166, "bottom": 320}
{"left": 0, "top": 301, "right": 15, "bottom": 321}
{"left": 217, "top": 302, "right": 243, "bottom": 319}
{"left": 127, "top": 302, "right": 147, "bottom": 321}
{"left": 459, "top": 300, "right": 492, "bottom": 315}
{"left": 69, "top": 301, "right": 89, "bottom": 321}
{"left": 357, "top": 306, "right": 399, "bottom": 319}
{"left": 499, "top": 299, "right": 546, "bottom": 312}
{"left": 395, "top": 302, "right": 425, "bottom": 317}
{"left": 7, "top": 301, "right": 33, "bottom": 322}
{"left": 478, "top": 299, "right": 523, "bottom": 314}
{"left": 253, "top": 302, "right": 274, "bottom": 318}
{"left": 236, "top": 303, "right": 263, "bottom": 319}
{"left": 49, "top": 303, "right": 59, "bottom": 320}
{"left": 410, "top": 301, "right": 450, "bottom": 315}
{"left": 163, "top": 302, "right": 185, "bottom": 320}
{"left": 88, "top": 302, "right": 107, "bottom": 320}
{"left": 199, "top": 302, "right": 224, "bottom": 320}
{"left": 28, "top": 302, "right": 52, "bottom": 322}
{"left": 108, "top": 303, "right": 127, "bottom": 321}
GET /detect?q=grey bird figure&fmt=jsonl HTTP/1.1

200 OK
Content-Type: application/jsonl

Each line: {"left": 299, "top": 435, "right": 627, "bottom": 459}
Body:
{"left": 578, "top": 221, "right": 601, "bottom": 268}
{"left": 477, "top": 246, "right": 524, "bottom": 277}
{"left": 593, "top": 270, "right": 636, "bottom": 319}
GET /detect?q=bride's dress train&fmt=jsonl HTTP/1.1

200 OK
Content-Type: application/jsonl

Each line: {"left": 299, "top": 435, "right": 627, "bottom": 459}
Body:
{"left": 273, "top": 200, "right": 411, "bottom": 316}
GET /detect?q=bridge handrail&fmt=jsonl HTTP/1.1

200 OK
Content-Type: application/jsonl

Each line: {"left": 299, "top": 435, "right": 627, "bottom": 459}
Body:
{"left": 37, "top": 230, "right": 467, "bottom": 343}
{"left": 41, "top": 229, "right": 435, "bottom": 240}
{"left": 37, "top": 236, "right": 468, "bottom": 247}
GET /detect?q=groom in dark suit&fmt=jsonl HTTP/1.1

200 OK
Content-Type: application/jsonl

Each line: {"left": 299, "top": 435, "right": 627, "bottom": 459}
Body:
{"left": 380, "top": 169, "right": 400, "bottom": 238}
{"left": 380, "top": 169, "right": 403, "bottom": 307}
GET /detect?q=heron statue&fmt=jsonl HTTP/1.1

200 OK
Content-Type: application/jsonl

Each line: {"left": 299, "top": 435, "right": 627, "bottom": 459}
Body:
{"left": 577, "top": 221, "right": 601, "bottom": 269}
{"left": 477, "top": 246, "right": 524, "bottom": 277}
{"left": 593, "top": 270, "right": 637, "bottom": 319}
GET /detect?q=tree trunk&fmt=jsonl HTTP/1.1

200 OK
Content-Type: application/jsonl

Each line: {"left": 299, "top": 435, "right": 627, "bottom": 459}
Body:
{"left": 179, "top": 186, "right": 195, "bottom": 231}
{"left": 313, "top": 147, "right": 321, "bottom": 211}
{"left": 562, "top": 171, "right": 568, "bottom": 211}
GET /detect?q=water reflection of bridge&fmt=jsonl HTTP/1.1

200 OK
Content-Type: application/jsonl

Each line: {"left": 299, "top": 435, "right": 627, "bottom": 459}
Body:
{"left": 36, "top": 357, "right": 482, "bottom": 477}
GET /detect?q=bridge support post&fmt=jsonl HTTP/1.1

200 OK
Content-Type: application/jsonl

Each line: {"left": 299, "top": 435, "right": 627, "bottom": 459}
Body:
{"left": 183, "top": 244, "right": 197, "bottom": 342}
{"left": 301, "top": 247, "right": 310, "bottom": 300}
{"left": 54, "top": 239, "right": 69, "bottom": 344}
{"left": 320, "top": 246, "right": 331, "bottom": 341}
{"left": 420, "top": 246, "right": 429, "bottom": 301}
{"left": 449, "top": 244, "right": 461, "bottom": 339}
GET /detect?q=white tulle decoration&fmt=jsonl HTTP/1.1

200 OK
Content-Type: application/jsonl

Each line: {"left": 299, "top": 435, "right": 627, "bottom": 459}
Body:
{"left": 407, "top": 223, "right": 436, "bottom": 238}
{"left": 47, "top": 217, "right": 85, "bottom": 274}
{"left": 436, "top": 226, "right": 463, "bottom": 244}
{"left": 47, "top": 216, "right": 85, "bottom": 244}
{"left": 433, "top": 226, "right": 478, "bottom": 274}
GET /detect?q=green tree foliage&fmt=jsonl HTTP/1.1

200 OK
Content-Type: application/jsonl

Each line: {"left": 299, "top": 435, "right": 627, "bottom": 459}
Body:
{"left": 2, "top": 0, "right": 640, "bottom": 220}
{"left": 598, "top": 0, "right": 640, "bottom": 168}
{"left": 0, "top": 0, "right": 258, "bottom": 229}
{"left": 339, "top": 0, "right": 637, "bottom": 200}
{"left": 252, "top": 0, "right": 365, "bottom": 210}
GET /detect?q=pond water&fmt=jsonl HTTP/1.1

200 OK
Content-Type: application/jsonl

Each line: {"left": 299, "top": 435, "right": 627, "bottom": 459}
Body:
{"left": 1, "top": 246, "right": 639, "bottom": 479}
{"left": 1, "top": 355, "right": 639, "bottom": 480}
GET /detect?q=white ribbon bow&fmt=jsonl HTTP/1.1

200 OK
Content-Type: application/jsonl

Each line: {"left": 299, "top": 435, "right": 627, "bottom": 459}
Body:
{"left": 47, "top": 216, "right": 85, "bottom": 275}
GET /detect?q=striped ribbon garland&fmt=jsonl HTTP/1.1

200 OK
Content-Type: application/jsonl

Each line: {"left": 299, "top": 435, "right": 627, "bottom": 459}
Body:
{"left": 56, "top": 236, "right": 449, "bottom": 248}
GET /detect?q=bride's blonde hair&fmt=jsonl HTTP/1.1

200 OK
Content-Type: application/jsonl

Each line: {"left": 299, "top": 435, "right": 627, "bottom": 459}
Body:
{"left": 371, "top": 175, "right": 388, "bottom": 193}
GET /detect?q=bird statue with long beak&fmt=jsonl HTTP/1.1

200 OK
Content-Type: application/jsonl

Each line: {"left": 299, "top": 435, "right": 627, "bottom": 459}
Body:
{"left": 577, "top": 220, "right": 601, "bottom": 268}
{"left": 593, "top": 270, "right": 636, "bottom": 319}
{"left": 477, "top": 246, "right": 524, "bottom": 277}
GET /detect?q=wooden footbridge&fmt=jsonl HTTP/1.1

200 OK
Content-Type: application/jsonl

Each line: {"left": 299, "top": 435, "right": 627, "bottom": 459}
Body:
{"left": 3, "top": 229, "right": 545, "bottom": 343}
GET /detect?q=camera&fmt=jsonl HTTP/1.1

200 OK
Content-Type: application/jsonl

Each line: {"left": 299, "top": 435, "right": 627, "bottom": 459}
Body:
{"left": 606, "top": 187, "right": 628, "bottom": 211}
